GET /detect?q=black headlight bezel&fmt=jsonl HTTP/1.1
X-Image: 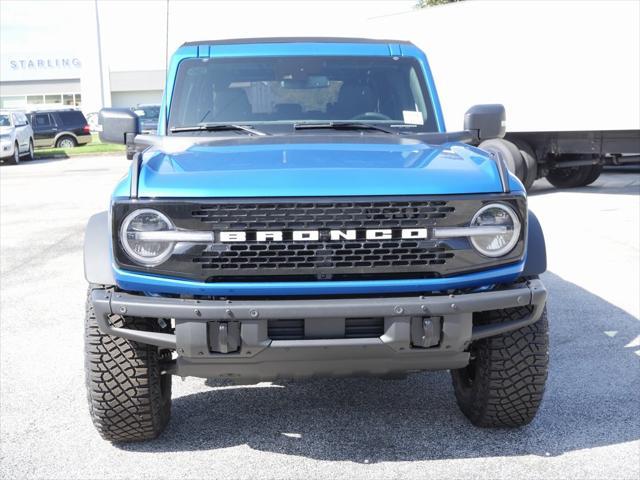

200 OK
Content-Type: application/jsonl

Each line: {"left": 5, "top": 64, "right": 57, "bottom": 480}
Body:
{"left": 111, "top": 193, "right": 527, "bottom": 282}
{"left": 118, "top": 208, "right": 176, "bottom": 266}
{"left": 468, "top": 202, "right": 523, "bottom": 258}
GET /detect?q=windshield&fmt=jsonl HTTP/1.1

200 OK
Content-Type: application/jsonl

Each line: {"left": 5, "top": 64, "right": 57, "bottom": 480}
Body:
{"left": 168, "top": 55, "right": 437, "bottom": 133}
{"left": 0, "top": 115, "right": 11, "bottom": 127}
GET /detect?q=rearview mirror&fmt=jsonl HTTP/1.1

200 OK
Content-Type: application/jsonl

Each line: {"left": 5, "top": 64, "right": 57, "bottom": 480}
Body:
{"left": 98, "top": 108, "right": 140, "bottom": 144}
{"left": 464, "top": 104, "right": 506, "bottom": 141}
{"left": 281, "top": 75, "right": 330, "bottom": 89}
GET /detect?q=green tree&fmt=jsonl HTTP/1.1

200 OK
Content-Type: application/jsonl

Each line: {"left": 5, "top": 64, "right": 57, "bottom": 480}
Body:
{"left": 416, "top": 0, "right": 464, "bottom": 8}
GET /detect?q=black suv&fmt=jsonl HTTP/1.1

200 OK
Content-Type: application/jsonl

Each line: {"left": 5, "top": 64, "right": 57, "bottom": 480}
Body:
{"left": 27, "top": 109, "right": 91, "bottom": 148}
{"left": 131, "top": 104, "right": 160, "bottom": 134}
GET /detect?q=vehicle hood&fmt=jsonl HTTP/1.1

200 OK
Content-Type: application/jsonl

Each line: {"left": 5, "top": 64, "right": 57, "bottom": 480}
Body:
{"left": 134, "top": 136, "right": 505, "bottom": 198}
{"left": 0, "top": 126, "right": 15, "bottom": 136}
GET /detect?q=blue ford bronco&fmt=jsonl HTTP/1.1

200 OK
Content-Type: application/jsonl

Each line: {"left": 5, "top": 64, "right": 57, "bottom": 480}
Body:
{"left": 86, "top": 38, "right": 548, "bottom": 442}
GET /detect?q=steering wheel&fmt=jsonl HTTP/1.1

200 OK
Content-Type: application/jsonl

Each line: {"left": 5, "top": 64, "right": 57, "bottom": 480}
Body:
{"left": 351, "top": 112, "right": 392, "bottom": 121}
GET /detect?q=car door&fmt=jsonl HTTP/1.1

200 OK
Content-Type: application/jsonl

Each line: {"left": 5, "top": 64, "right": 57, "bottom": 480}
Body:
{"left": 21, "top": 113, "right": 34, "bottom": 146}
{"left": 31, "top": 113, "right": 57, "bottom": 147}
{"left": 11, "top": 113, "right": 28, "bottom": 152}
{"left": 18, "top": 113, "right": 32, "bottom": 150}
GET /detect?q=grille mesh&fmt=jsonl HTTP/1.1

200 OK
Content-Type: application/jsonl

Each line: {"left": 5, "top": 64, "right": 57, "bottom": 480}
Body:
{"left": 192, "top": 200, "right": 455, "bottom": 230}
{"left": 190, "top": 200, "right": 455, "bottom": 278}
{"left": 194, "top": 241, "right": 454, "bottom": 272}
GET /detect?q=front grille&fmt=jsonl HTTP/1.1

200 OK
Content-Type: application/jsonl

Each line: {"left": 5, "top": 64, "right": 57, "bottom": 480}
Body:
{"left": 193, "top": 241, "right": 454, "bottom": 272}
{"left": 192, "top": 200, "right": 455, "bottom": 230}
{"left": 112, "top": 195, "right": 527, "bottom": 282}
{"left": 189, "top": 199, "right": 456, "bottom": 279}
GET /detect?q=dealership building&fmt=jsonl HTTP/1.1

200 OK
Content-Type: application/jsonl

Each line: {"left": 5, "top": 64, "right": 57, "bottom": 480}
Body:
{"left": 0, "top": 1, "right": 416, "bottom": 116}
{"left": 0, "top": 52, "right": 165, "bottom": 114}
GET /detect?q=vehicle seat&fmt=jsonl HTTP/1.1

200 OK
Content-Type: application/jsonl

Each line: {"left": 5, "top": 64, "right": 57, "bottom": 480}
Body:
{"left": 330, "top": 83, "right": 378, "bottom": 119}
{"left": 211, "top": 88, "right": 252, "bottom": 121}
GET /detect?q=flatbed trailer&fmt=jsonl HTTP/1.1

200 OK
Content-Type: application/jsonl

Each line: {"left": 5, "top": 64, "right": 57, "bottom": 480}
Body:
{"left": 504, "top": 129, "right": 640, "bottom": 189}
{"left": 369, "top": 0, "right": 640, "bottom": 189}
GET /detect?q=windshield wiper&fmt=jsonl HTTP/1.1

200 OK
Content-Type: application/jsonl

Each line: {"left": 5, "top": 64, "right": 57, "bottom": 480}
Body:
{"left": 170, "top": 123, "right": 269, "bottom": 136}
{"left": 293, "top": 122, "right": 396, "bottom": 134}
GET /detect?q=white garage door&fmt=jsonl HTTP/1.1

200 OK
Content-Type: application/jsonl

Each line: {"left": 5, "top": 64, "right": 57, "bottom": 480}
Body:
{"left": 111, "top": 90, "right": 163, "bottom": 108}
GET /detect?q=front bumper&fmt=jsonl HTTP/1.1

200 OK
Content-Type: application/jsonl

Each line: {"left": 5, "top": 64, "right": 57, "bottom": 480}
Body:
{"left": 91, "top": 279, "right": 546, "bottom": 380}
{"left": 1, "top": 141, "right": 15, "bottom": 159}
{"left": 76, "top": 134, "right": 92, "bottom": 145}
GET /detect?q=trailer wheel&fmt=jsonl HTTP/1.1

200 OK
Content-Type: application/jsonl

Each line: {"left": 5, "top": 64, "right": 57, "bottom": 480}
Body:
{"left": 510, "top": 139, "right": 538, "bottom": 191}
{"left": 582, "top": 164, "right": 603, "bottom": 186}
{"left": 546, "top": 164, "right": 600, "bottom": 188}
{"left": 478, "top": 139, "right": 526, "bottom": 184}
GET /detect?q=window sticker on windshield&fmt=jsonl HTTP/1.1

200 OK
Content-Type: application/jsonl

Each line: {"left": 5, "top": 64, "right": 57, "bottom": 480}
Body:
{"left": 402, "top": 110, "right": 424, "bottom": 125}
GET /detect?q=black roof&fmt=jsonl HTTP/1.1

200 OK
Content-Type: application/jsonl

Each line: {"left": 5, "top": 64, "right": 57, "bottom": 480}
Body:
{"left": 182, "top": 37, "right": 412, "bottom": 47}
{"left": 25, "top": 108, "right": 82, "bottom": 114}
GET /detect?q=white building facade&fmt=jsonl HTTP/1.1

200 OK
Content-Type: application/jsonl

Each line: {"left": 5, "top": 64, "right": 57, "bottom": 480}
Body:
{"left": 0, "top": 51, "right": 165, "bottom": 114}
{"left": 0, "top": 54, "right": 85, "bottom": 109}
{"left": 0, "top": 0, "right": 414, "bottom": 115}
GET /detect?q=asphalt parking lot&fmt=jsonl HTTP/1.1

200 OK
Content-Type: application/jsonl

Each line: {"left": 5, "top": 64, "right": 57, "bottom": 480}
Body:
{"left": 1, "top": 155, "right": 639, "bottom": 479}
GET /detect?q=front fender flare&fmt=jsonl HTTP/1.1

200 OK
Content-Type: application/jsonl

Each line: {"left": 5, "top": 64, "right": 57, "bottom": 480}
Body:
{"left": 523, "top": 210, "right": 547, "bottom": 277}
{"left": 84, "top": 211, "right": 116, "bottom": 286}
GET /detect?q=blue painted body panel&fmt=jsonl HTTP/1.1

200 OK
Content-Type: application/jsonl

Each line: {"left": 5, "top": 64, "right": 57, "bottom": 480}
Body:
{"left": 112, "top": 176, "right": 131, "bottom": 198}
{"left": 135, "top": 141, "right": 504, "bottom": 198}
{"left": 114, "top": 262, "right": 523, "bottom": 296}
{"left": 114, "top": 39, "right": 525, "bottom": 296}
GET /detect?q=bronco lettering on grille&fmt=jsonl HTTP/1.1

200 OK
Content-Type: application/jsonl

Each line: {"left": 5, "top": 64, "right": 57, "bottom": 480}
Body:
{"left": 218, "top": 228, "right": 428, "bottom": 243}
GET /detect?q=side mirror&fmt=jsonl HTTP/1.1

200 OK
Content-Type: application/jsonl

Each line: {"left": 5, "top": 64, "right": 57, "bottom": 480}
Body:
{"left": 464, "top": 104, "right": 506, "bottom": 141}
{"left": 98, "top": 108, "right": 140, "bottom": 144}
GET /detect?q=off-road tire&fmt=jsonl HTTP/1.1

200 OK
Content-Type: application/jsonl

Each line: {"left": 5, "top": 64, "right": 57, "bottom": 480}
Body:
{"left": 451, "top": 306, "right": 549, "bottom": 428}
{"left": 84, "top": 289, "right": 172, "bottom": 442}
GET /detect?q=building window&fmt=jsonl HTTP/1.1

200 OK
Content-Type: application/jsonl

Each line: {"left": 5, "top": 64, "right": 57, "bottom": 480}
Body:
{"left": 2, "top": 93, "right": 82, "bottom": 109}
{"left": 0, "top": 96, "right": 26, "bottom": 108}
{"left": 27, "top": 94, "right": 45, "bottom": 104}
{"left": 45, "top": 94, "right": 63, "bottom": 104}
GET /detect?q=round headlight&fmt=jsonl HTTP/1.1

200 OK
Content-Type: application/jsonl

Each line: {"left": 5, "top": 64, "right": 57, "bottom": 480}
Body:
{"left": 120, "top": 209, "right": 175, "bottom": 265}
{"left": 469, "top": 203, "right": 521, "bottom": 257}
